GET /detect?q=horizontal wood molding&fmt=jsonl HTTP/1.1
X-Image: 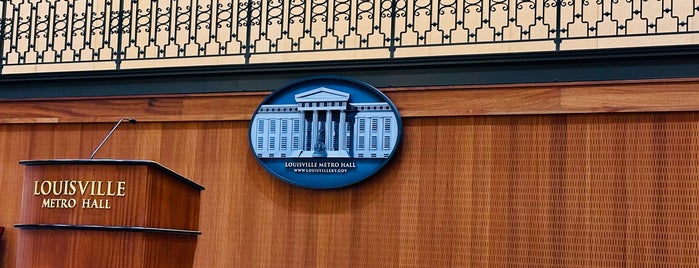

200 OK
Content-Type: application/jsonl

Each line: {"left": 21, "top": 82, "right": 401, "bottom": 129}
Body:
{"left": 2, "top": 78, "right": 699, "bottom": 124}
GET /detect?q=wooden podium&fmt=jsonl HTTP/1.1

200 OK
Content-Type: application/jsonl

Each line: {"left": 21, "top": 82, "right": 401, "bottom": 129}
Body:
{"left": 15, "top": 159, "right": 204, "bottom": 268}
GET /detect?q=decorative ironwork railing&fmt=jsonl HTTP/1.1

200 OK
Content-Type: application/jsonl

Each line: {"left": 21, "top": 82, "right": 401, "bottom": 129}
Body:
{"left": 1, "top": 0, "right": 698, "bottom": 74}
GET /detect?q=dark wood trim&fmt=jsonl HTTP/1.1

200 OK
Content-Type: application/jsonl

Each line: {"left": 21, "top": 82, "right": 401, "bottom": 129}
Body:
{"left": 1, "top": 45, "right": 698, "bottom": 99}
{"left": 14, "top": 224, "right": 202, "bottom": 235}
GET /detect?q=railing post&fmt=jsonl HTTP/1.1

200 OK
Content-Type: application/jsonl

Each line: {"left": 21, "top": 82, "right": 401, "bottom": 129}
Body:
{"left": 389, "top": 0, "right": 397, "bottom": 59}
{"left": 115, "top": 0, "right": 125, "bottom": 70}
{"left": 244, "top": 0, "right": 253, "bottom": 64}
{"left": 554, "top": 0, "right": 562, "bottom": 51}
{"left": 0, "top": 0, "right": 8, "bottom": 76}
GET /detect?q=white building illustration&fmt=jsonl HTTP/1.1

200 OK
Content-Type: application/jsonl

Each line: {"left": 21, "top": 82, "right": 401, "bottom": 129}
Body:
{"left": 252, "top": 87, "right": 399, "bottom": 158}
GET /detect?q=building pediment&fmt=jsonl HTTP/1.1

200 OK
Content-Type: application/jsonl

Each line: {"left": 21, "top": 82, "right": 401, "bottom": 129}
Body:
{"left": 295, "top": 87, "right": 350, "bottom": 103}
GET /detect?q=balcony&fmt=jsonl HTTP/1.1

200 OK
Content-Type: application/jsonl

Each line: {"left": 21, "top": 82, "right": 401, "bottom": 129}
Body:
{"left": 1, "top": 0, "right": 698, "bottom": 75}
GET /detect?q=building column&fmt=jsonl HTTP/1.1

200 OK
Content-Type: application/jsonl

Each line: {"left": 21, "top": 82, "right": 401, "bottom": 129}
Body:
{"left": 311, "top": 110, "right": 318, "bottom": 150}
{"left": 298, "top": 111, "right": 305, "bottom": 150}
{"left": 325, "top": 110, "right": 333, "bottom": 150}
{"left": 339, "top": 110, "right": 346, "bottom": 151}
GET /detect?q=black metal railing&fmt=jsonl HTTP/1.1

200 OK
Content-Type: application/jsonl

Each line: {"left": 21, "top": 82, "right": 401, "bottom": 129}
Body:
{"left": 1, "top": 0, "right": 698, "bottom": 74}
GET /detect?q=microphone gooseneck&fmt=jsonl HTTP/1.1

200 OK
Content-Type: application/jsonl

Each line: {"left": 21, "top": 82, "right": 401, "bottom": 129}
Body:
{"left": 89, "top": 117, "right": 137, "bottom": 159}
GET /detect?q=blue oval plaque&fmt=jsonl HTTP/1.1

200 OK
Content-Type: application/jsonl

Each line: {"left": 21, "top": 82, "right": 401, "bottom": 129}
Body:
{"left": 249, "top": 76, "right": 403, "bottom": 189}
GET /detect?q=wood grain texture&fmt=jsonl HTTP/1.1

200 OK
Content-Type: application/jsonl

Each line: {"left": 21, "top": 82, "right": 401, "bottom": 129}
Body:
{"left": 15, "top": 162, "right": 201, "bottom": 267}
{"left": 16, "top": 229, "right": 197, "bottom": 268}
{"left": 18, "top": 163, "right": 200, "bottom": 230}
{"left": 1, "top": 80, "right": 699, "bottom": 267}
{"left": 560, "top": 79, "right": 699, "bottom": 112}
{"left": 1, "top": 79, "right": 699, "bottom": 123}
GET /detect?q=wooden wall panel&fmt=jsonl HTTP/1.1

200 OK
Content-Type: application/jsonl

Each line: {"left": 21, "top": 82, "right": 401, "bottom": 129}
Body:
{"left": 2, "top": 79, "right": 699, "bottom": 267}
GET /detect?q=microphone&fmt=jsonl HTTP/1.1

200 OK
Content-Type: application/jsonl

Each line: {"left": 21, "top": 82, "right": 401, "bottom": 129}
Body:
{"left": 89, "top": 117, "right": 137, "bottom": 159}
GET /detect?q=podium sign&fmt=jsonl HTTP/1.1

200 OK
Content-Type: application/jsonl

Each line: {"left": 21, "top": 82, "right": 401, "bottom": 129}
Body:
{"left": 15, "top": 159, "right": 204, "bottom": 268}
